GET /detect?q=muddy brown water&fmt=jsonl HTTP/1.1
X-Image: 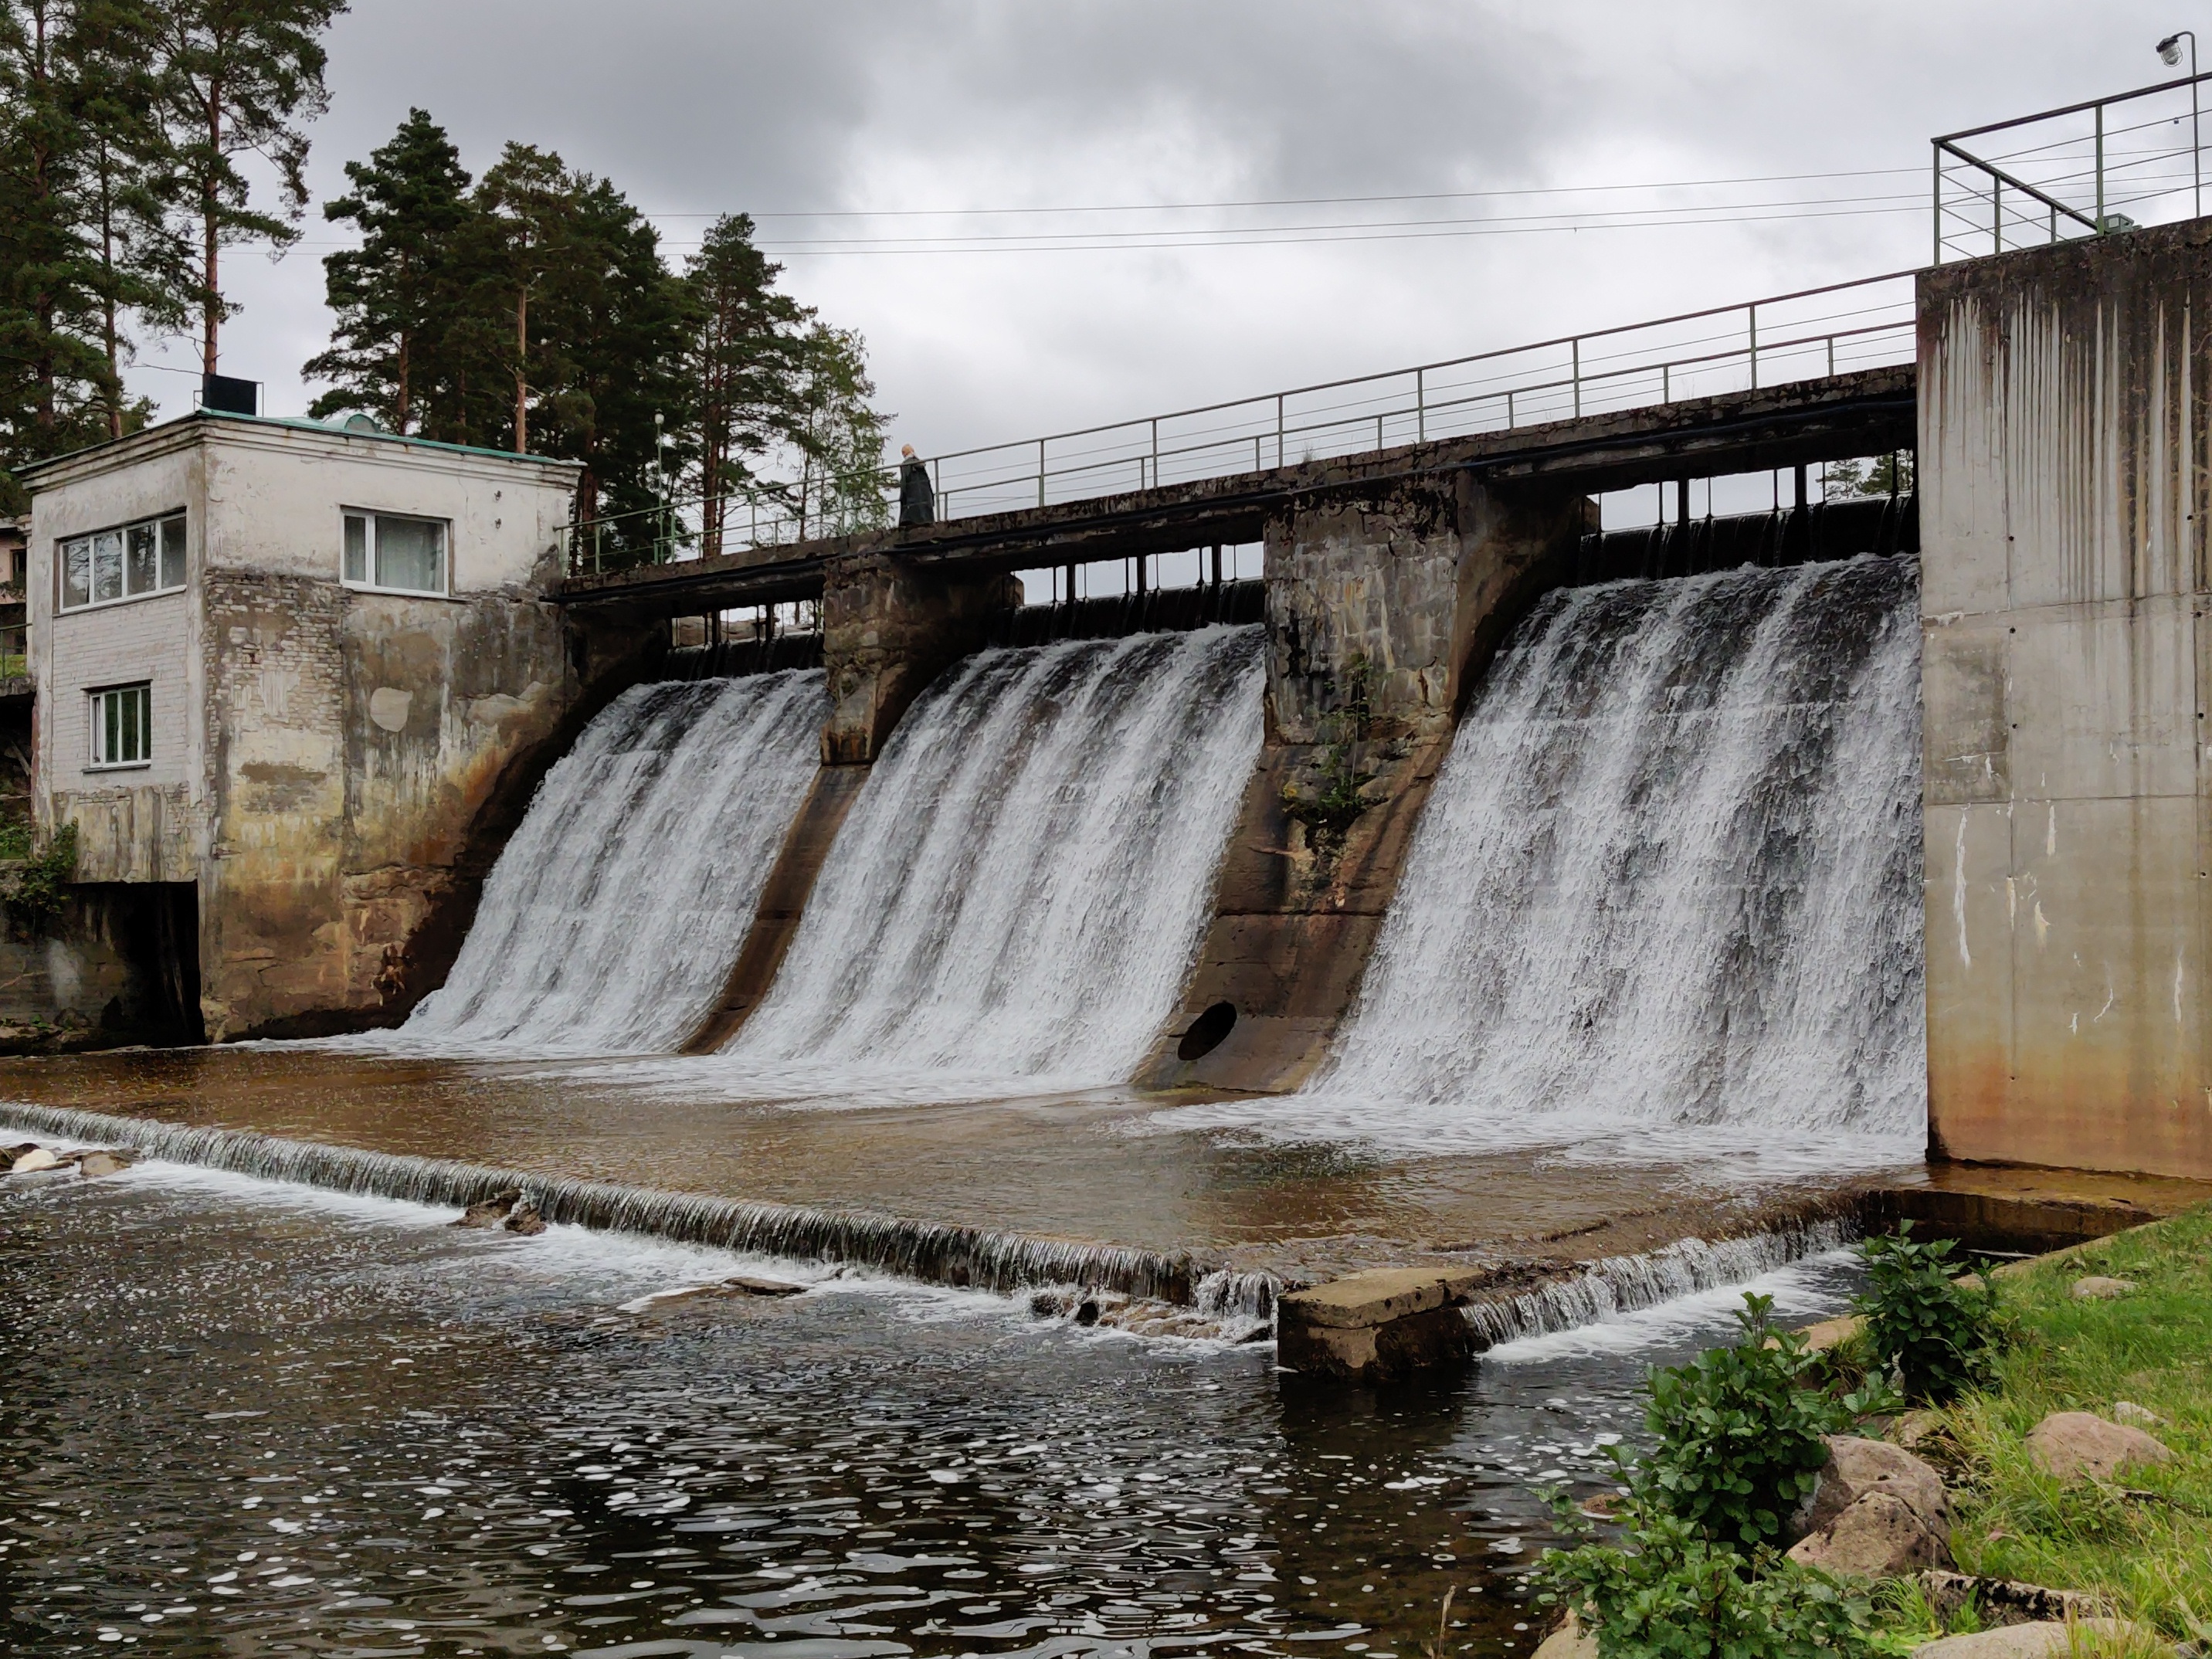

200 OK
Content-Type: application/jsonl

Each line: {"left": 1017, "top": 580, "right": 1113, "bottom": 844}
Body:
{"left": 0, "top": 1049, "right": 1918, "bottom": 1284}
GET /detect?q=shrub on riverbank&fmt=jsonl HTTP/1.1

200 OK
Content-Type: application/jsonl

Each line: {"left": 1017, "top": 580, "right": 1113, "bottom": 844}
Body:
{"left": 1532, "top": 1211, "right": 2212, "bottom": 1654}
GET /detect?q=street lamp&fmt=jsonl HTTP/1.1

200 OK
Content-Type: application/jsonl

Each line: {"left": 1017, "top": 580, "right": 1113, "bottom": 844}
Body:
{"left": 2160, "top": 30, "right": 2201, "bottom": 218}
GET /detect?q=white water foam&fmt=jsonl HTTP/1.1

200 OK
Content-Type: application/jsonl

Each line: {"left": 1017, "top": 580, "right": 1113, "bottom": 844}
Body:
{"left": 1479, "top": 1247, "right": 1863, "bottom": 1363}
{"left": 1159, "top": 556, "right": 1925, "bottom": 1170}
{"left": 704, "top": 627, "right": 1265, "bottom": 1101}
{"left": 367, "top": 672, "right": 826, "bottom": 1056}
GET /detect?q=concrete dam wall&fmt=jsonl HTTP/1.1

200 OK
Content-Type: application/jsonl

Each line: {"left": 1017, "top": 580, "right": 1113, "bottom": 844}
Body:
{"left": 386, "top": 549, "right": 1925, "bottom": 1161}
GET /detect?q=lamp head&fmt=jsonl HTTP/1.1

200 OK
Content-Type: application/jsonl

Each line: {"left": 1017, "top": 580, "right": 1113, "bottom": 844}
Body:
{"left": 2161, "top": 32, "right": 2186, "bottom": 64}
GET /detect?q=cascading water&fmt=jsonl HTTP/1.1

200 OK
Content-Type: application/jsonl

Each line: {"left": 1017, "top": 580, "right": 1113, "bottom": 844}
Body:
{"left": 715, "top": 627, "right": 1265, "bottom": 1098}
{"left": 1165, "top": 555, "right": 1925, "bottom": 1166}
{"left": 1459, "top": 1220, "right": 1858, "bottom": 1349}
{"left": 388, "top": 672, "right": 826, "bottom": 1056}
{"left": 0, "top": 1104, "right": 1279, "bottom": 1326}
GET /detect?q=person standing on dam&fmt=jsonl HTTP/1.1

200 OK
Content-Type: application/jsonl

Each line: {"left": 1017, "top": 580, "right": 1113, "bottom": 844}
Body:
{"left": 899, "top": 444, "right": 936, "bottom": 527}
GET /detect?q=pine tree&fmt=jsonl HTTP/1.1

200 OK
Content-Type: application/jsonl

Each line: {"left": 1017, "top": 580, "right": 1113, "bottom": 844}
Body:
{"left": 304, "top": 108, "right": 472, "bottom": 435}
{"left": 145, "top": 0, "right": 346, "bottom": 377}
{"left": 0, "top": 0, "right": 125, "bottom": 507}
{"left": 686, "top": 212, "right": 810, "bottom": 559}
{"left": 790, "top": 323, "right": 889, "bottom": 539}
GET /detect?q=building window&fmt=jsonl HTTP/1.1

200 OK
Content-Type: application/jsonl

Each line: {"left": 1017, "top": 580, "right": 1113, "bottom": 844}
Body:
{"left": 343, "top": 511, "right": 446, "bottom": 595}
{"left": 89, "top": 682, "right": 152, "bottom": 768}
{"left": 59, "top": 513, "right": 185, "bottom": 611}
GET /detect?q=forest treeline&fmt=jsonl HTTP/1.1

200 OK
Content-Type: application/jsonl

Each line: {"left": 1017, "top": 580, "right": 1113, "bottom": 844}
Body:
{"left": 0, "top": 1, "right": 890, "bottom": 550}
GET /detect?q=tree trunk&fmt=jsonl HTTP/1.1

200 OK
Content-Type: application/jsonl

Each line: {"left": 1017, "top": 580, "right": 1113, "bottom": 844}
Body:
{"left": 512, "top": 289, "right": 528, "bottom": 453}
{"left": 99, "top": 141, "right": 122, "bottom": 439}
{"left": 395, "top": 331, "right": 411, "bottom": 433}
{"left": 202, "top": 83, "right": 222, "bottom": 377}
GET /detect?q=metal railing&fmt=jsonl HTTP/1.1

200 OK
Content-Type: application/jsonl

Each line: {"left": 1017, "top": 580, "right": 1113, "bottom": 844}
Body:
{"left": 1933, "top": 70, "right": 2210, "bottom": 263}
{"left": 565, "top": 269, "right": 1919, "bottom": 575}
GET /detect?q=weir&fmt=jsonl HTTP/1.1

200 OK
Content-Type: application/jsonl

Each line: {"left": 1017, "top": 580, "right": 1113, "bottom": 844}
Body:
{"left": 715, "top": 628, "right": 1264, "bottom": 1091}
{"left": 382, "top": 671, "right": 826, "bottom": 1054}
{"left": 1256, "top": 556, "right": 1925, "bottom": 1154}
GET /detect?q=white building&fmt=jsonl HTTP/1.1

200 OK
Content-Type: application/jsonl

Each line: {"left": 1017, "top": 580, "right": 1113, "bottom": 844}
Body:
{"left": 20, "top": 410, "right": 587, "bottom": 1039}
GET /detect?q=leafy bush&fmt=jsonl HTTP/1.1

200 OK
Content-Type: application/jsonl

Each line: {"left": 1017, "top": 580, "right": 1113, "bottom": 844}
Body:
{"left": 3, "top": 822, "right": 78, "bottom": 930}
{"left": 1532, "top": 1507, "right": 1878, "bottom": 1659}
{"left": 1852, "top": 1224, "right": 2003, "bottom": 1403}
{"left": 1630, "top": 1294, "right": 1881, "bottom": 1550}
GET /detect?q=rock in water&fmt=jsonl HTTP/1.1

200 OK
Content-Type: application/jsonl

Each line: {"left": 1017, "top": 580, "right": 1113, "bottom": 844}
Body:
{"left": 76, "top": 1150, "right": 137, "bottom": 1178}
{"left": 722, "top": 1274, "right": 805, "bottom": 1298}
{"left": 2071, "top": 1276, "right": 2135, "bottom": 1301}
{"left": 1786, "top": 1490, "right": 1950, "bottom": 1576}
{"left": 7, "top": 1145, "right": 59, "bottom": 1173}
{"left": 453, "top": 1189, "right": 523, "bottom": 1229}
{"left": 2024, "top": 1411, "right": 2171, "bottom": 1481}
{"left": 1803, "top": 1436, "right": 1950, "bottom": 1536}
{"left": 1530, "top": 1611, "right": 1596, "bottom": 1659}
{"left": 502, "top": 1203, "right": 547, "bottom": 1237}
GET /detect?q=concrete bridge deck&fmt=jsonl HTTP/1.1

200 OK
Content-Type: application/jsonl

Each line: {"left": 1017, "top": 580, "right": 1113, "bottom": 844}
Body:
{"left": 559, "top": 365, "right": 1916, "bottom": 618}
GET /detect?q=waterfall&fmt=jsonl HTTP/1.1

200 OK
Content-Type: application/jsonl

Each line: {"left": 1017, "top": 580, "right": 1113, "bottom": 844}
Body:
{"left": 1167, "top": 556, "right": 1925, "bottom": 1165}
{"left": 389, "top": 672, "right": 826, "bottom": 1056}
{"left": 1459, "top": 1220, "right": 1857, "bottom": 1349}
{"left": 0, "top": 1104, "right": 1278, "bottom": 1325}
{"left": 716, "top": 627, "right": 1265, "bottom": 1098}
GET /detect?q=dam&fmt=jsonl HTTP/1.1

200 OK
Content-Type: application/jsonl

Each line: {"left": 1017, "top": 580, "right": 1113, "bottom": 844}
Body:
{"left": 8, "top": 78, "right": 2212, "bottom": 1658}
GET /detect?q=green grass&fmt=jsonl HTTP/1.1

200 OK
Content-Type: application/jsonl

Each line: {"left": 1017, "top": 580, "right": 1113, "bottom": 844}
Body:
{"left": 1926, "top": 1205, "right": 2212, "bottom": 1638}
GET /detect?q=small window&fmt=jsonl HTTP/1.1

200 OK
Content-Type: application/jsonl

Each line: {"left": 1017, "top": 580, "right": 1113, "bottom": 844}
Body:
{"left": 58, "top": 511, "right": 185, "bottom": 611}
{"left": 89, "top": 683, "right": 152, "bottom": 768}
{"left": 341, "top": 511, "right": 446, "bottom": 595}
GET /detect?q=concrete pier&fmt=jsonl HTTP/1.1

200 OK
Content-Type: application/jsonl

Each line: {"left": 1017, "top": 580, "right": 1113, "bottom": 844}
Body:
{"left": 1921, "top": 220, "right": 2212, "bottom": 1180}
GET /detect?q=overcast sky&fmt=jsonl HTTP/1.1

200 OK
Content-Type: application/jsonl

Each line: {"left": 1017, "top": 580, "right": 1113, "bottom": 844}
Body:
{"left": 134, "top": 1, "right": 2202, "bottom": 468}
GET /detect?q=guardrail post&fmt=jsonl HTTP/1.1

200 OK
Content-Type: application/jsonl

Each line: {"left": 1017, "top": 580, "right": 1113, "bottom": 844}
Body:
{"left": 1276, "top": 394, "right": 1285, "bottom": 467}
{"left": 1747, "top": 304, "right": 1759, "bottom": 389}
{"left": 1661, "top": 362, "right": 1670, "bottom": 404}
{"left": 1506, "top": 387, "right": 1515, "bottom": 429}
{"left": 1150, "top": 417, "right": 1159, "bottom": 489}
{"left": 1994, "top": 177, "right": 2003, "bottom": 254}
{"left": 1416, "top": 367, "right": 1427, "bottom": 442}
{"left": 1571, "top": 337, "right": 1581, "bottom": 417}
{"left": 1037, "top": 437, "right": 1046, "bottom": 507}
{"left": 1932, "top": 142, "right": 1942, "bottom": 266}
{"left": 2095, "top": 102, "right": 2105, "bottom": 231}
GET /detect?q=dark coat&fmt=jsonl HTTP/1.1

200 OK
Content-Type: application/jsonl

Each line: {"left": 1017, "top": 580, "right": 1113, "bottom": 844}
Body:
{"left": 898, "top": 457, "right": 935, "bottom": 528}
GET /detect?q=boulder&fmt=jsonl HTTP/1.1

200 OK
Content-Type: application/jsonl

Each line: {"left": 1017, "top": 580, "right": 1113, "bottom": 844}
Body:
{"left": 502, "top": 1203, "right": 547, "bottom": 1237}
{"left": 1913, "top": 1621, "right": 2144, "bottom": 1659}
{"left": 76, "top": 1149, "right": 136, "bottom": 1178}
{"left": 2024, "top": 1411, "right": 2171, "bottom": 1481}
{"left": 2111, "top": 1401, "right": 2162, "bottom": 1428}
{"left": 1805, "top": 1436, "right": 1950, "bottom": 1535}
{"left": 453, "top": 1189, "right": 522, "bottom": 1229}
{"left": 2071, "top": 1276, "right": 2134, "bottom": 1301}
{"left": 1786, "top": 1491, "right": 1949, "bottom": 1576}
{"left": 7, "top": 1145, "right": 59, "bottom": 1173}
{"left": 1918, "top": 1571, "right": 2111, "bottom": 1629}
